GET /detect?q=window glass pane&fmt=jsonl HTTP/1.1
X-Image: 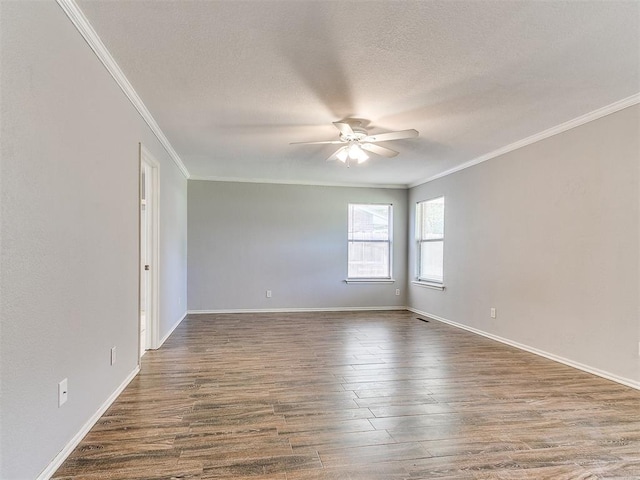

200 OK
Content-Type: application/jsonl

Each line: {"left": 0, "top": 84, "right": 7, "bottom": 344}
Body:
{"left": 348, "top": 241, "right": 390, "bottom": 278}
{"left": 419, "top": 241, "right": 443, "bottom": 282}
{"left": 417, "top": 196, "right": 445, "bottom": 283}
{"left": 421, "top": 197, "right": 444, "bottom": 240}
{"left": 348, "top": 204, "right": 392, "bottom": 279}
{"left": 349, "top": 204, "right": 390, "bottom": 240}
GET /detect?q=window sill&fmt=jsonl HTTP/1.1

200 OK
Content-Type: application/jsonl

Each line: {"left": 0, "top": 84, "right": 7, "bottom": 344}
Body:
{"left": 412, "top": 280, "right": 445, "bottom": 291}
{"left": 345, "top": 278, "right": 396, "bottom": 284}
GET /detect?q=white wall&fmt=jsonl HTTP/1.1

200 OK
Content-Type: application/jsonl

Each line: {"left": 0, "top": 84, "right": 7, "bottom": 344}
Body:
{"left": 188, "top": 181, "right": 408, "bottom": 311}
{"left": 157, "top": 153, "right": 189, "bottom": 337}
{"left": 0, "top": 3, "right": 187, "bottom": 479}
{"left": 408, "top": 105, "right": 640, "bottom": 387}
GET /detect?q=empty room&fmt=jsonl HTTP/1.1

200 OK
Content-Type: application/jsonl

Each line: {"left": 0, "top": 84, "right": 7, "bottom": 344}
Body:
{"left": 1, "top": 1, "right": 639, "bottom": 479}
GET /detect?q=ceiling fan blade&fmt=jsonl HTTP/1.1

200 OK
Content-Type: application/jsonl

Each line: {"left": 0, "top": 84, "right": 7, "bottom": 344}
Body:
{"left": 364, "top": 129, "right": 419, "bottom": 142}
{"left": 289, "top": 140, "right": 346, "bottom": 145}
{"left": 361, "top": 143, "right": 399, "bottom": 158}
{"left": 333, "top": 121, "right": 355, "bottom": 137}
{"left": 327, "top": 146, "right": 348, "bottom": 162}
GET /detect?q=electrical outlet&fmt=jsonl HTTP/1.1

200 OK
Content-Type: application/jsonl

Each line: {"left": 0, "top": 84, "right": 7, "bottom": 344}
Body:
{"left": 110, "top": 346, "right": 117, "bottom": 365}
{"left": 266, "top": 290, "right": 272, "bottom": 298}
{"left": 395, "top": 289, "right": 400, "bottom": 296}
{"left": 58, "top": 378, "right": 68, "bottom": 407}
{"left": 490, "top": 307, "right": 496, "bottom": 319}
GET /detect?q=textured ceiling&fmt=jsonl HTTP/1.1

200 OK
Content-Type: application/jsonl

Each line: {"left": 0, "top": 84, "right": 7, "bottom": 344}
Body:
{"left": 77, "top": 0, "right": 639, "bottom": 187}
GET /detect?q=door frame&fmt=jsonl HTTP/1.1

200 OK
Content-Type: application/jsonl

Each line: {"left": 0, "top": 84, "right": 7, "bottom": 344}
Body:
{"left": 139, "top": 144, "right": 160, "bottom": 358}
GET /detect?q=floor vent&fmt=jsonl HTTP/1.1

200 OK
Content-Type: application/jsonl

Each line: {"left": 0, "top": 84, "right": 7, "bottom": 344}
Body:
{"left": 417, "top": 317, "right": 430, "bottom": 323}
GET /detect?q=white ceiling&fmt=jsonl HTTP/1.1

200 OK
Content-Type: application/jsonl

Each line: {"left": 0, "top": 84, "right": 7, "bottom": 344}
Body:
{"left": 76, "top": 0, "right": 639, "bottom": 188}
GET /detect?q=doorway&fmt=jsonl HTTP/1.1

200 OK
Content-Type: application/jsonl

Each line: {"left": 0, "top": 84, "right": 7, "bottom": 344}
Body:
{"left": 139, "top": 144, "right": 159, "bottom": 359}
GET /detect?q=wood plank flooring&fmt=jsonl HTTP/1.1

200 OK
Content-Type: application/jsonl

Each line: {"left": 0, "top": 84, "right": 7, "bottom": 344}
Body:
{"left": 53, "top": 311, "right": 640, "bottom": 479}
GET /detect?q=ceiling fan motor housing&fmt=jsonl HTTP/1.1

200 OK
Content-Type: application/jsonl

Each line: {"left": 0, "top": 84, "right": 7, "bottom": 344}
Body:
{"left": 339, "top": 127, "right": 368, "bottom": 143}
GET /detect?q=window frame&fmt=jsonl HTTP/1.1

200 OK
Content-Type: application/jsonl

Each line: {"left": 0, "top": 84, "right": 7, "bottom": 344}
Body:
{"left": 415, "top": 196, "right": 445, "bottom": 287}
{"left": 347, "top": 203, "right": 393, "bottom": 281}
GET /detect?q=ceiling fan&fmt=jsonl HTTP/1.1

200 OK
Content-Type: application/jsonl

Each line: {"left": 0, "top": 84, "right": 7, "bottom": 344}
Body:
{"left": 291, "top": 120, "right": 419, "bottom": 166}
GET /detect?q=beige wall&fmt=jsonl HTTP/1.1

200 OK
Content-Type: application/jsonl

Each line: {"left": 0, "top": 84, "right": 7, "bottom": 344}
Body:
{"left": 408, "top": 105, "right": 640, "bottom": 386}
{"left": 0, "top": 3, "right": 188, "bottom": 478}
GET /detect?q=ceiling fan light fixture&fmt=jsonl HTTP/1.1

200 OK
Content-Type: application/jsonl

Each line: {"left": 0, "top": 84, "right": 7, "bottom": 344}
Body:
{"left": 348, "top": 143, "right": 368, "bottom": 163}
{"left": 348, "top": 143, "right": 361, "bottom": 160}
{"left": 336, "top": 147, "right": 348, "bottom": 163}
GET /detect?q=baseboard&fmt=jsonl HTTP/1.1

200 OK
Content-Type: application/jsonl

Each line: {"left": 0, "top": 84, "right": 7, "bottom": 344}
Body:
{"left": 158, "top": 310, "right": 187, "bottom": 348}
{"left": 188, "top": 306, "right": 407, "bottom": 314}
{"left": 36, "top": 366, "right": 141, "bottom": 480}
{"left": 408, "top": 308, "right": 640, "bottom": 391}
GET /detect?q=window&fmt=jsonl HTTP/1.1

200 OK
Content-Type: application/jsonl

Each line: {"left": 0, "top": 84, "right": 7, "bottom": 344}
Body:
{"left": 348, "top": 204, "right": 392, "bottom": 279}
{"left": 416, "top": 196, "right": 445, "bottom": 284}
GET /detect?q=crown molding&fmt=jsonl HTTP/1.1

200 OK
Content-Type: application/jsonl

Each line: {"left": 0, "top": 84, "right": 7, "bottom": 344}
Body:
{"left": 56, "top": 0, "right": 190, "bottom": 179}
{"left": 409, "top": 93, "right": 640, "bottom": 188}
{"left": 188, "top": 175, "right": 408, "bottom": 190}
{"left": 53, "top": 0, "right": 640, "bottom": 189}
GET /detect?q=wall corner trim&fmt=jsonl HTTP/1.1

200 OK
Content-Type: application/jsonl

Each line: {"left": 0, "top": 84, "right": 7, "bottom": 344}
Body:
{"left": 36, "top": 366, "right": 141, "bottom": 480}
{"left": 407, "top": 308, "right": 640, "bottom": 391}
{"left": 157, "top": 311, "right": 188, "bottom": 348}
{"left": 55, "top": 0, "right": 190, "bottom": 179}
{"left": 187, "top": 176, "right": 408, "bottom": 190}
{"left": 408, "top": 92, "right": 640, "bottom": 188}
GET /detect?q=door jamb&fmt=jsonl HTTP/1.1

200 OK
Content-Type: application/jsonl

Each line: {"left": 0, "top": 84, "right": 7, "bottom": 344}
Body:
{"left": 139, "top": 144, "right": 160, "bottom": 357}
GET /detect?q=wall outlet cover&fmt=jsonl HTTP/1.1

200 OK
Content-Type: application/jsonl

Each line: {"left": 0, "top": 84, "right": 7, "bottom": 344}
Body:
{"left": 58, "top": 378, "right": 68, "bottom": 407}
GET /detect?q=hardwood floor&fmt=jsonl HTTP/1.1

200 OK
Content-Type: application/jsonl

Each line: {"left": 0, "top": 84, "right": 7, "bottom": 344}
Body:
{"left": 53, "top": 311, "right": 640, "bottom": 479}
